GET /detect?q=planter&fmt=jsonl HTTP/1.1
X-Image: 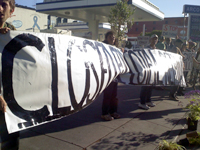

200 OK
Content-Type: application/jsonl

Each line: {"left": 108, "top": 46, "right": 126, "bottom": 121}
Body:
{"left": 187, "top": 118, "right": 198, "bottom": 131}
{"left": 186, "top": 131, "right": 200, "bottom": 146}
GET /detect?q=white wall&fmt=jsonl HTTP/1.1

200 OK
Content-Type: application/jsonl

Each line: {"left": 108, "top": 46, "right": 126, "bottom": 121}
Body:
{"left": 7, "top": 7, "right": 48, "bottom": 32}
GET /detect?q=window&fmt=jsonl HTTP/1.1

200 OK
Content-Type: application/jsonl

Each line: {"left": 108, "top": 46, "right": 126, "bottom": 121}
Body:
{"left": 165, "top": 20, "right": 168, "bottom": 24}
{"left": 175, "top": 20, "right": 178, "bottom": 24}
{"left": 47, "top": 15, "right": 51, "bottom": 29}
{"left": 63, "top": 18, "right": 68, "bottom": 23}
{"left": 153, "top": 27, "right": 156, "bottom": 30}
{"left": 56, "top": 17, "right": 61, "bottom": 24}
{"left": 135, "top": 28, "right": 138, "bottom": 31}
{"left": 136, "top": 22, "right": 139, "bottom": 25}
{"left": 153, "top": 21, "right": 156, "bottom": 24}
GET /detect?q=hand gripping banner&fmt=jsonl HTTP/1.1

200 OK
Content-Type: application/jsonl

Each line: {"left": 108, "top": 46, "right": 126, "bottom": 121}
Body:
{"left": 120, "top": 49, "right": 186, "bottom": 87}
{"left": 0, "top": 31, "right": 129, "bottom": 133}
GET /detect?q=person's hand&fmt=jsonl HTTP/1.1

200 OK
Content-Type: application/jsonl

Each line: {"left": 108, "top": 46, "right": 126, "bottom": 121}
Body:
{"left": 0, "top": 27, "right": 10, "bottom": 34}
{"left": 0, "top": 96, "right": 7, "bottom": 112}
{"left": 120, "top": 48, "right": 124, "bottom": 53}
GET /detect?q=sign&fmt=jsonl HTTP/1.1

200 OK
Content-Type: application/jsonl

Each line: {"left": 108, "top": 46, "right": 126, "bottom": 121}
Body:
{"left": 189, "top": 15, "right": 200, "bottom": 42}
{"left": 162, "top": 24, "right": 178, "bottom": 38}
{"left": 0, "top": 31, "right": 129, "bottom": 133}
{"left": 183, "top": 5, "right": 200, "bottom": 14}
{"left": 137, "top": 36, "right": 149, "bottom": 46}
{"left": 12, "top": 20, "right": 23, "bottom": 28}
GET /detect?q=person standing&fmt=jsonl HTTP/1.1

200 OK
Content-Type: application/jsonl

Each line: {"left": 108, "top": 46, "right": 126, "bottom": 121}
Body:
{"left": 0, "top": 0, "right": 20, "bottom": 149}
{"left": 156, "top": 36, "right": 166, "bottom": 50}
{"left": 165, "top": 37, "right": 174, "bottom": 51}
{"left": 101, "top": 31, "right": 121, "bottom": 121}
{"left": 138, "top": 34, "right": 158, "bottom": 110}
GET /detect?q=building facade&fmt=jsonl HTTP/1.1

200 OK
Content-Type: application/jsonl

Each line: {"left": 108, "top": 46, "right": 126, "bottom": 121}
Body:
{"left": 128, "top": 17, "right": 188, "bottom": 38}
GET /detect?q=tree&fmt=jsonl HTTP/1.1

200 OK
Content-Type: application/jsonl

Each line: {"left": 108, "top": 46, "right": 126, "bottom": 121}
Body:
{"left": 108, "top": 0, "right": 135, "bottom": 47}
{"left": 142, "top": 30, "right": 162, "bottom": 38}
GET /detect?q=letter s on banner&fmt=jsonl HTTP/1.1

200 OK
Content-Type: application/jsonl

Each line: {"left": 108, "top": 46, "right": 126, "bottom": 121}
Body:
{"left": 2, "top": 33, "right": 50, "bottom": 128}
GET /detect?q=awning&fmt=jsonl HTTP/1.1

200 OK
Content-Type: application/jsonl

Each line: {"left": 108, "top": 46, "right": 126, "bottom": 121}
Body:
{"left": 36, "top": 0, "right": 164, "bottom": 22}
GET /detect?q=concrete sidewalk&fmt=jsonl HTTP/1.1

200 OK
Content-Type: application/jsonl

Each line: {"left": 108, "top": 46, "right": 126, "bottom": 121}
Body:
{"left": 8, "top": 84, "right": 193, "bottom": 149}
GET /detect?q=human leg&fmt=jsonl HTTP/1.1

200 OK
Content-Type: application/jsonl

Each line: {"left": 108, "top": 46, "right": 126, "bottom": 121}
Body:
{"left": 0, "top": 113, "right": 19, "bottom": 150}
{"left": 139, "top": 86, "right": 150, "bottom": 110}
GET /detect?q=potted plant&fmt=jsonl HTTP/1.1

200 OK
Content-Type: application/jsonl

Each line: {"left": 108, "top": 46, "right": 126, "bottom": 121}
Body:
{"left": 158, "top": 140, "right": 186, "bottom": 150}
{"left": 186, "top": 131, "right": 200, "bottom": 146}
{"left": 184, "top": 90, "right": 200, "bottom": 130}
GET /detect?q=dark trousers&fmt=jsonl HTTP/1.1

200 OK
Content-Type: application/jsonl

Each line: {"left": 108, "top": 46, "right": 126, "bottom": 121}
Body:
{"left": 0, "top": 112, "right": 19, "bottom": 150}
{"left": 102, "top": 81, "right": 118, "bottom": 115}
{"left": 140, "top": 86, "right": 153, "bottom": 104}
{"left": 169, "top": 86, "right": 179, "bottom": 96}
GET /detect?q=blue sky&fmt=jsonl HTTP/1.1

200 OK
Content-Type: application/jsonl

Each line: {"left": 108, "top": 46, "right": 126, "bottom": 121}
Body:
{"left": 15, "top": 0, "right": 200, "bottom": 17}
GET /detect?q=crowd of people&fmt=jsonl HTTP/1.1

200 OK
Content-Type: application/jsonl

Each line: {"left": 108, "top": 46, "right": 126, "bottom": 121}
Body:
{"left": 125, "top": 34, "right": 198, "bottom": 110}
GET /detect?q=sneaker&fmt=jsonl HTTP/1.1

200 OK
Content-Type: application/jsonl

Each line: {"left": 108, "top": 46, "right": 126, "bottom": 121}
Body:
{"left": 138, "top": 103, "right": 150, "bottom": 110}
{"left": 101, "top": 114, "right": 114, "bottom": 121}
{"left": 110, "top": 112, "right": 120, "bottom": 119}
{"left": 169, "top": 95, "right": 178, "bottom": 101}
{"left": 146, "top": 102, "right": 156, "bottom": 107}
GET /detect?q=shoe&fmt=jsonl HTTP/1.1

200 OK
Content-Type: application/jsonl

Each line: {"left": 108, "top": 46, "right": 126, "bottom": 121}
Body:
{"left": 169, "top": 95, "right": 178, "bottom": 101}
{"left": 138, "top": 103, "right": 150, "bottom": 110}
{"left": 146, "top": 102, "right": 156, "bottom": 107}
{"left": 101, "top": 114, "right": 114, "bottom": 121}
{"left": 110, "top": 112, "right": 120, "bottom": 119}
{"left": 176, "top": 92, "right": 184, "bottom": 96}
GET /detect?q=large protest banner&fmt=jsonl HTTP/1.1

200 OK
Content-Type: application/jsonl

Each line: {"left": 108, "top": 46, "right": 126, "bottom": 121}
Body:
{"left": 0, "top": 31, "right": 129, "bottom": 133}
{"left": 120, "top": 49, "right": 186, "bottom": 87}
{"left": 0, "top": 31, "right": 186, "bottom": 133}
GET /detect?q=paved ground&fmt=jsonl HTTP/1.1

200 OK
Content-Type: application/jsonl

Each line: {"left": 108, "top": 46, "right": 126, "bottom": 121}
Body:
{"left": 2, "top": 84, "right": 198, "bottom": 150}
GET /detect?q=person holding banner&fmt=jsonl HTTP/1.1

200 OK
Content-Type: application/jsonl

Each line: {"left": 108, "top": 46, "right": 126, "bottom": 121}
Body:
{"left": 0, "top": 0, "right": 20, "bottom": 149}
{"left": 101, "top": 31, "right": 121, "bottom": 121}
{"left": 138, "top": 34, "right": 158, "bottom": 110}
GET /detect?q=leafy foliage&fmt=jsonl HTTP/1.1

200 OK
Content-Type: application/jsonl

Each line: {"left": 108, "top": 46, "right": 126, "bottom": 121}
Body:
{"left": 188, "top": 132, "right": 200, "bottom": 145}
{"left": 108, "top": 0, "right": 135, "bottom": 47}
{"left": 158, "top": 140, "right": 186, "bottom": 150}
{"left": 184, "top": 90, "right": 200, "bottom": 121}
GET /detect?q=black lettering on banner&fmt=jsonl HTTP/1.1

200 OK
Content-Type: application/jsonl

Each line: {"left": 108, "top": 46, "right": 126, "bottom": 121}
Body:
{"left": 138, "top": 50, "right": 151, "bottom": 84}
{"left": 67, "top": 40, "right": 91, "bottom": 110}
{"left": 82, "top": 40, "right": 100, "bottom": 104}
{"left": 2, "top": 33, "right": 50, "bottom": 128}
{"left": 96, "top": 42, "right": 112, "bottom": 87}
{"left": 109, "top": 46, "right": 122, "bottom": 74}
{"left": 93, "top": 42, "right": 107, "bottom": 94}
{"left": 127, "top": 50, "right": 146, "bottom": 84}
{"left": 48, "top": 37, "right": 59, "bottom": 115}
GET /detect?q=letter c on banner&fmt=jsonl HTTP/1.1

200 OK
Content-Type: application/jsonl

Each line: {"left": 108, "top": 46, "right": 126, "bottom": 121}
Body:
{"left": 2, "top": 33, "right": 50, "bottom": 125}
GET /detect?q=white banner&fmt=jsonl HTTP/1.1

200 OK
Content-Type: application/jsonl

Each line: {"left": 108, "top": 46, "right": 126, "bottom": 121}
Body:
{"left": 0, "top": 31, "right": 129, "bottom": 133}
{"left": 120, "top": 49, "right": 186, "bottom": 87}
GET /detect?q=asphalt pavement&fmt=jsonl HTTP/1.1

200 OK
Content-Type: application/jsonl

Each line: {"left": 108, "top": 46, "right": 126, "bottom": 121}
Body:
{"left": 1, "top": 84, "right": 197, "bottom": 150}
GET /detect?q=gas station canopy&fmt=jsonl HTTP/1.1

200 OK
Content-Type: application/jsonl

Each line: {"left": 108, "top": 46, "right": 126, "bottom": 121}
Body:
{"left": 36, "top": 0, "right": 164, "bottom": 22}
{"left": 36, "top": 0, "right": 164, "bottom": 40}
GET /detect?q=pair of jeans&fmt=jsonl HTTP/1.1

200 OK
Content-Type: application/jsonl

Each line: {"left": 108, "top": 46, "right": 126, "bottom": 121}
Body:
{"left": 0, "top": 112, "right": 19, "bottom": 150}
{"left": 140, "top": 86, "right": 153, "bottom": 104}
{"left": 102, "top": 81, "right": 118, "bottom": 115}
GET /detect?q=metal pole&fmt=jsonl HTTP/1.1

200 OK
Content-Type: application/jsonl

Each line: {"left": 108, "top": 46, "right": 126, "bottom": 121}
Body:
{"left": 143, "top": 24, "right": 145, "bottom": 36}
